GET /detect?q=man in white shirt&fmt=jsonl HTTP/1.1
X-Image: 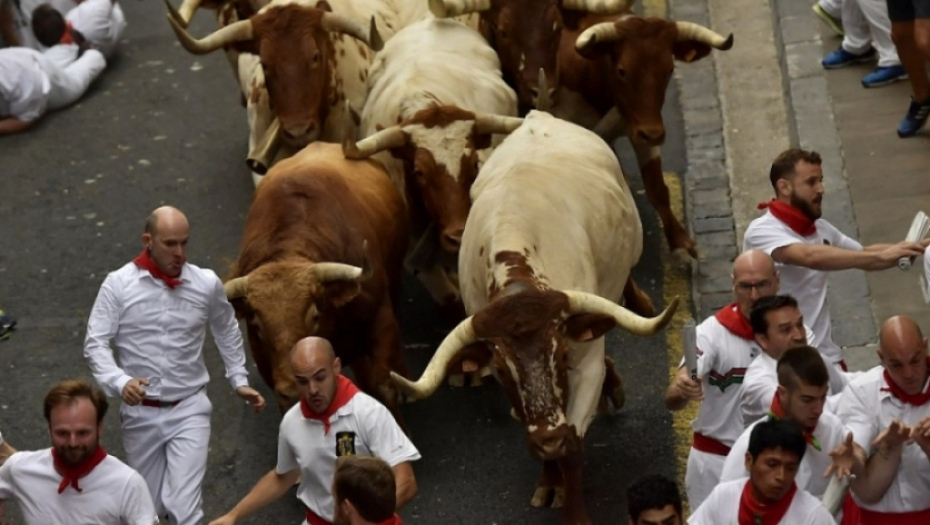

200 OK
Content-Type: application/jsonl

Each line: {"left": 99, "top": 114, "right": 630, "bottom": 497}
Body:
{"left": 627, "top": 474, "right": 684, "bottom": 525}
{"left": 690, "top": 419, "right": 834, "bottom": 524}
{"left": 743, "top": 148, "right": 926, "bottom": 391}
{"left": 829, "top": 315, "right": 930, "bottom": 523}
{"left": 0, "top": 429, "right": 15, "bottom": 466}
{"left": 0, "top": 44, "right": 104, "bottom": 134}
{"left": 0, "top": 0, "right": 70, "bottom": 49}
{"left": 31, "top": 0, "right": 125, "bottom": 57}
{"left": 208, "top": 337, "right": 420, "bottom": 525}
{"left": 0, "top": 379, "right": 158, "bottom": 525}
{"left": 332, "top": 456, "right": 404, "bottom": 525}
{"left": 664, "top": 249, "right": 775, "bottom": 510}
{"left": 84, "top": 205, "right": 267, "bottom": 525}
{"left": 721, "top": 346, "right": 847, "bottom": 498}
{"left": 740, "top": 295, "right": 809, "bottom": 426}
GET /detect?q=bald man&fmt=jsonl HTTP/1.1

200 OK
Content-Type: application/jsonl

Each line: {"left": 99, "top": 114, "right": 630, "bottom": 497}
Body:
{"left": 664, "top": 249, "right": 775, "bottom": 509}
{"left": 830, "top": 315, "right": 930, "bottom": 523}
{"left": 209, "top": 337, "right": 419, "bottom": 525}
{"left": 84, "top": 206, "right": 266, "bottom": 525}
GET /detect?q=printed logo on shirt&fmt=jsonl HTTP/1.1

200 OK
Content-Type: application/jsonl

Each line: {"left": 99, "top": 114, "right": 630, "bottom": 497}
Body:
{"left": 336, "top": 432, "right": 357, "bottom": 457}
{"left": 707, "top": 368, "right": 747, "bottom": 392}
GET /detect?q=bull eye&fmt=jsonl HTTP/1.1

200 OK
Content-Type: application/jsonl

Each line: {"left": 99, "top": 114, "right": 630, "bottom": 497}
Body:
{"left": 312, "top": 51, "right": 321, "bottom": 65}
{"left": 617, "top": 66, "right": 627, "bottom": 80}
{"left": 497, "top": 27, "right": 508, "bottom": 39}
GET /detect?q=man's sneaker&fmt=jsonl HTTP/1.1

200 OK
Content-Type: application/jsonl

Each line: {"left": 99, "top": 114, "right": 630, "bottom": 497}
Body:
{"left": 0, "top": 310, "right": 15, "bottom": 340}
{"left": 897, "top": 97, "right": 930, "bottom": 137}
{"left": 861, "top": 65, "right": 908, "bottom": 88}
{"left": 822, "top": 47, "right": 875, "bottom": 69}
{"left": 813, "top": 4, "right": 844, "bottom": 36}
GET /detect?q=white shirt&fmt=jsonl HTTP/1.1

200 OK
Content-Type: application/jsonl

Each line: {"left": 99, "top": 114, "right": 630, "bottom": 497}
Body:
{"left": 836, "top": 366, "right": 930, "bottom": 513}
{"left": 743, "top": 211, "right": 862, "bottom": 364}
{"left": 0, "top": 47, "right": 50, "bottom": 122}
{"left": 66, "top": 0, "right": 126, "bottom": 57}
{"left": 689, "top": 478, "right": 834, "bottom": 525}
{"left": 685, "top": 313, "right": 761, "bottom": 445}
{"left": 276, "top": 389, "right": 421, "bottom": 521}
{"left": 0, "top": 449, "right": 158, "bottom": 525}
{"left": 2, "top": 0, "right": 72, "bottom": 50}
{"left": 84, "top": 261, "right": 250, "bottom": 401}
{"left": 719, "top": 412, "right": 848, "bottom": 497}
{"left": 740, "top": 326, "right": 818, "bottom": 426}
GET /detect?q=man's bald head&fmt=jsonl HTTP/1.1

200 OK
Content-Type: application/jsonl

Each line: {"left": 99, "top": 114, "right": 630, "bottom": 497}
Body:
{"left": 733, "top": 250, "right": 776, "bottom": 281}
{"left": 144, "top": 206, "right": 189, "bottom": 238}
{"left": 291, "top": 337, "right": 342, "bottom": 413}
{"left": 878, "top": 316, "right": 929, "bottom": 395}
{"left": 732, "top": 250, "right": 780, "bottom": 318}
{"left": 291, "top": 337, "right": 337, "bottom": 368}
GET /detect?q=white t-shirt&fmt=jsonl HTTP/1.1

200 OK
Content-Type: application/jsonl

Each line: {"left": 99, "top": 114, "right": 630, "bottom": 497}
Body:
{"left": 0, "top": 449, "right": 158, "bottom": 525}
{"left": 689, "top": 478, "right": 834, "bottom": 525}
{"left": 743, "top": 211, "right": 862, "bottom": 364}
{"left": 66, "top": 0, "right": 126, "bottom": 57}
{"left": 684, "top": 312, "right": 761, "bottom": 445}
{"left": 836, "top": 366, "right": 930, "bottom": 513}
{"left": 276, "top": 390, "right": 421, "bottom": 521}
{"left": 719, "top": 412, "right": 847, "bottom": 497}
{"left": 0, "top": 47, "right": 50, "bottom": 122}
{"left": 739, "top": 327, "right": 818, "bottom": 426}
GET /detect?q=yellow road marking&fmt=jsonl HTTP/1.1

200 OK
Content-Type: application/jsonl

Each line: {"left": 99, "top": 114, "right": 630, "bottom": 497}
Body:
{"left": 660, "top": 172, "right": 697, "bottom": 514}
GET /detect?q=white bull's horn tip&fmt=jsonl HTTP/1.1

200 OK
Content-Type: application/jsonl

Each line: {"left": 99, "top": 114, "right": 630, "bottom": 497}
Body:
{"left": 721, "top": 33, "right": 734, "bottom": 50}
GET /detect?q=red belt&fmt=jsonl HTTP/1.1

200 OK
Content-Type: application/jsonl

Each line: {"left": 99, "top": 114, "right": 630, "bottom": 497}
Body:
{"left": 305, "top": 507, "right": 332, "bottom": 525}
{"left": 141, "top": 398, "right": 182, "bottom": 408}
{"left": 692, "top": 432, "right": 731, "bottom": 456}
{"left": 858, "top": 506, "right": 930, "bottom": 525}
{"left": 838, "top": 360, "right": 848, "bottom": 372}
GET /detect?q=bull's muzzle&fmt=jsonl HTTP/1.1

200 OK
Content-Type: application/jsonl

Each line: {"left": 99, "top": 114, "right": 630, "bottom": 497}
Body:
{"left": 528, "top": 424, "right": 574, "bottom": 461}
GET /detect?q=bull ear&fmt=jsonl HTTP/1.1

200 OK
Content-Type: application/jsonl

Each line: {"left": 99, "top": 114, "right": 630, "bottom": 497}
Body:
{"left": 323, "top": 280, "right": 362, "bottom": 308}
{"left": 315, "top": 0, "right": 333, "bottom": 12}
{"left": 672, "top": 41, "right": 712, "bottom": 63}
{"left": 564, "top": 313, "right": 617, "bottom": 342}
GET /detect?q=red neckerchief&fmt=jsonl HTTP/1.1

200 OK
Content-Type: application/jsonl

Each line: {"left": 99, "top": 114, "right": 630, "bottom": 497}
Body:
{"left": 738, "top": 478, "right": 797, "bottom": 525}
{"left": 51, "top": 445, "right": 107, "bottom": 494}
{"left": 881, "top": 359, "right": 930, "bottom": 406}
{"left": 768, "top": 394, "right": 821, "bottom": 451}
{"left": 378, "top": 515, "right": 403, "bottom": 525}
{"left": 758, "top": 200, "right": 816, "bottom": 237}
{"left": 133, "top": 250, "right": 183, "bottom": 289}
{"left": 300, "top": 375, "right": 360, "bottom": 435}
{"left": 715, "top": 302, "right": 755, "bottom": 341}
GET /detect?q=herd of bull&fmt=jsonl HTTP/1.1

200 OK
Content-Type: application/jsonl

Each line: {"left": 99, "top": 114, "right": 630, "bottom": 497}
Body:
{"left": 161, "top": 0, "right": 735, "bottom": 522}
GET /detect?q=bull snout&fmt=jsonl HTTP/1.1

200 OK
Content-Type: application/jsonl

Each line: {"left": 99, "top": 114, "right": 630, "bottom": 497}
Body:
{"left": 633, "top": 125, "right": 666, "bottom": 146}
{"left": 528, "top": 425, "right": 572, "bottom": 461}
{"left": 281, "top": 121, "right": 320, "bottom": 147}
{"left": 274, "top": 382, "right": 300, "bottom": 414}
{"left": 529, "top": 85, "right": 558, "bottom": 110}
{"left": 440, "top": 227, "right": 465, "bottom": 253}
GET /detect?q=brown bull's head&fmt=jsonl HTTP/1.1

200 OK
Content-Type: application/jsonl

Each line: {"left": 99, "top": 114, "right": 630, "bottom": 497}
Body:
{"left": 574, "top": 17, "right": 733, "bottom": 147}
{"left": 392, "top": 282, "right": 677, "bottom": 461}
{"left": 224, "top": 249, "right": 372, "bottom": 411}
{"left": 165, "top": 0, "right": 383, "bottom": 147}
{"left": 429, "top": 0, "right": 632, "bottom": 115}
{"left": 344, "top": 106, "right": 523, "bottom": 254}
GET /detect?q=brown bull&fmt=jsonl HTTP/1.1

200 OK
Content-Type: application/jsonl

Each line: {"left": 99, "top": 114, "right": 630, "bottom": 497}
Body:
{"left": 224, "top": 142, "right": 410, "bottom": 424}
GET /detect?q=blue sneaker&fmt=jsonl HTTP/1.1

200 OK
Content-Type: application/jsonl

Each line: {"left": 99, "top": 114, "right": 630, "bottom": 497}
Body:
{"left": 861, "top": 65, "right": 908, "bottom": 88}
{"left": 822, "top": 47, "right": 875, "bottom": 69}
{"left": 898, "top": 97, "right": 930, "bottom": 137}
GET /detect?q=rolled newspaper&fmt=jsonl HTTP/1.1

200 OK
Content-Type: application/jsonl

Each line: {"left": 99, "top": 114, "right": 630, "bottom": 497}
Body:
{"left": 682, "top": 318, "right": 698, "bottom": 382}
{"left": 821, "top": 475, "right": 850, "bottom": 516}
{"left": 898, "top": 211, "right": 930, "bottom": 271}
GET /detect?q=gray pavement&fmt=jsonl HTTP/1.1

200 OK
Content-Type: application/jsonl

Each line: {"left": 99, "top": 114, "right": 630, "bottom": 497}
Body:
{"left": 0, "top": 0, "right": 689, "bottom": 523}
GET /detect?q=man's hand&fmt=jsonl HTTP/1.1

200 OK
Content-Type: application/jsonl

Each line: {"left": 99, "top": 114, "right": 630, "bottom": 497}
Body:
{"left": 826, "top": 432, "right": 862, "bottom": 479}
{"left": 121, "top": 378, "right": 150, "bottom": 406}
{"left": 207, "top": 515, "right": 237, "bottom": 525}
{"left": 910, "top": 417, "right": 930, "bottom": 457}
{"left": 872, "top": 419, "right": 912, "bottom": 456}
{"left": 878, "top": 242, "right": 926, "bottom": 267}
{"left": 236, "top": 386, "right": 266, "bottom": 413}
{"left": 671, "top": 373, "right": 703, "bottom": 402}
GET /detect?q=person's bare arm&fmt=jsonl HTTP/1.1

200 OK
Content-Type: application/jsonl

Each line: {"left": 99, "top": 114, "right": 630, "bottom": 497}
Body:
{"left": 664, "top": 365, "right": 703, "bottom": 411}
{"left": 206, "top": 468, "right": 300, "bottom": 525}
{"left": 850, "top": 420, "right": 910, "bottom": 505}
{"left": 0, "top": 117, "right": 32, "bottom": 135}
{"left": 392, "top": 462, "right": 417, "bottom": 511}
{"left": 772, "top": 241, "right": 925, "bottom": 271}
{"left": 0, "top": 440, "right": 15, "bottom": 467}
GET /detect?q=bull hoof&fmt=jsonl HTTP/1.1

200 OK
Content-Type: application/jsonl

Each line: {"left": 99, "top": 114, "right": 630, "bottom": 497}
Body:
{"left": 510, "top": 407, "right": 522, "bottom": 422}
{"left": 530, "top": 485, "right": 564, "bottom": 508}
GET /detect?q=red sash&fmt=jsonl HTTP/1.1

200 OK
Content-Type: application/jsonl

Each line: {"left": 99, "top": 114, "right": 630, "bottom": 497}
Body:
{"left": 738, "top": 479, "right": 797, "bottom": 525}
{"left": 51, "top": 445, "right": 107, "bottom": 494}
{"left": 758, "top": 200, "right": 816, "bottom": 237}
{"left": 880, "top": 360, "right": 930, "bottom": 406}
{"left": 300, "top": 375, "right": 360, "bottom": 435}
{"left": 715, "top": 302, "right": 755, "bottom": 341}
{"left": 305, "top": 506, "right": 402, "bottom": 525}
{"left": 133, "top": 250, "right": 183, "bottom": 289}
{"left": 692, "top": 432, "right": 731, "bottom": 456}
{"left": 859, "top": 507, "right": 930, "bottom": 525}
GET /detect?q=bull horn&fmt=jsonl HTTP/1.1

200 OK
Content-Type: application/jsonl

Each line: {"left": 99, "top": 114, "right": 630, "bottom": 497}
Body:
{"left": 428, "top": 0, "right": 491, "bottom": 18}
{"left": 311, "top": 241, "right": 372, "bottom": 283}
{"left": 675, "top": 21, "right": 734, "bottom": 50}
{"left": 165, "top": 6, "right": 254, "bottom": 55}
{"left": 175, "top": 0, "right": 201, "bottom": 27}
{"left": 246, "top": 118, "right": 282, "bottom": 175}
{"left": 390, "top": 317, "right": 477, "bottom": 400}
{"left": 473, "top": 113, "right": 524, "bottom": 135}
{"left": 563, "top": 291, "right": 679, "bottom": 336}
{"left": 575, "top": 21, "right": 621, "bottom": 53}
{"left": 321, "top": 13, "right": 384, "bottom": 52}
{"left": 343, "top": 125, "right": 407, "bottom": 159}
{"left": 561, "top": 0, "right": 633, "bottom": 13}
{"left": 224, "top": 276, "right": 250, "bottom": 299}
{"left": 535, "top": 68, "right": 551, "bottom": 112}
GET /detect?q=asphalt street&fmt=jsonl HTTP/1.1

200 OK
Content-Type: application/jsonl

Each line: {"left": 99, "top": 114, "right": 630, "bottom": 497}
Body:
{"left": 0, "top": 1, "right": 689, "bottom": 523}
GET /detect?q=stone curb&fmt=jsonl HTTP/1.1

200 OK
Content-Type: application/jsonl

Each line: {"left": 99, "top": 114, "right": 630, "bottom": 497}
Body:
{"left": 769, "top": 0, "right": 878, "bottom": 347}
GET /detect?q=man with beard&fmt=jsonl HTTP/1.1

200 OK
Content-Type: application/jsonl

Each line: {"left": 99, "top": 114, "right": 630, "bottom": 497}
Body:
{"left": 208, "top": 337, "right": 420, "bottom": 525}
{"left": 689, "top": 419, "right": 834, "bottom": 524}
{"left": 721, "top": 346, "right": 847, "bottom": 499}
{"left": 331, "top": 456, "right": 403, "bottom": 525}
{"left": 84, "top": 205, "right": 266, "bottom": 525}
{"left": 743, "top": 148, "right": 926, "bottom": 391}
{"left": 0, "top": 379, "right": 158, "bottom": 524}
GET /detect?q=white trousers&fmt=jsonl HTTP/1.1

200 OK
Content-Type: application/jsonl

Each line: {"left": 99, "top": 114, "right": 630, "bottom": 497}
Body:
{"left": 820, "top": 0, "right": 843, "bottom": 19}
{"left": 36, "top": 46, "right": 106, "bottom": 111}
{"left": 685, "top": 447, "right": 726, "bottom": 512}
{"left": 120, "top": 390, "right": 212, "bottom": 525}
{"left": 842, "top": 0, "right": 900, "bottom": 66}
